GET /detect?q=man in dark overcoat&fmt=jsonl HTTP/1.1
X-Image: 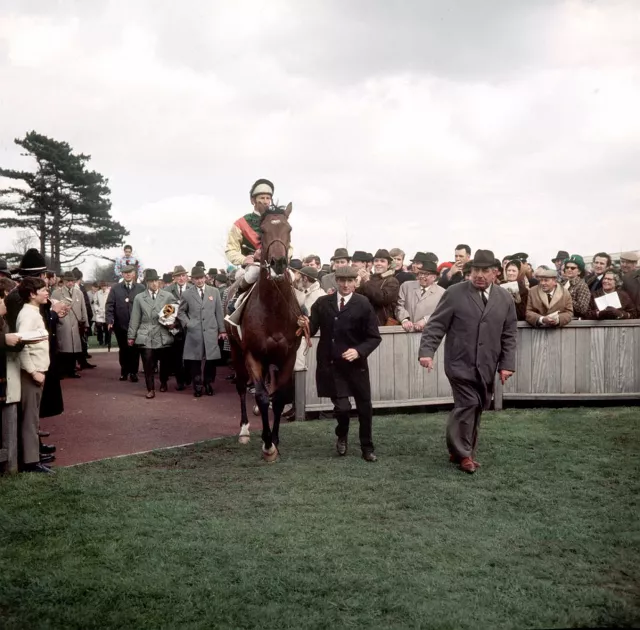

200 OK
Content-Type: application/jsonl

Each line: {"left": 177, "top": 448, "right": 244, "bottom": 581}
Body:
{"left": 419, "top": 249, "right": 517, "bottom": 474}
{"left": 308, "top": 265, "right": 382, "bottom": 461}
{"left": 178, "top": 267, "right": 226, "bottom": 397}
{"left": 105, "top": 264, "right": 145, "bottom": 382}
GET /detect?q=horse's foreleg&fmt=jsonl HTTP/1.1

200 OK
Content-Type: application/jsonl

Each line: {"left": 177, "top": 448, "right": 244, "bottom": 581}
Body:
{"left": 271, "top": 354, "right": 297, "bottom": 449}
{"left": 246, "top": 354, "right": 277, "bottom": 462}
{"left": 271, "top": 388, "right": 286, "bottom": 448}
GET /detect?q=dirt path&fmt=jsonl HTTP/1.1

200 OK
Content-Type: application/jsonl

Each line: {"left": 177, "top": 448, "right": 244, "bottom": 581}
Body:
{"left": 43, "top": 352, "right": 251, "bottom": 466}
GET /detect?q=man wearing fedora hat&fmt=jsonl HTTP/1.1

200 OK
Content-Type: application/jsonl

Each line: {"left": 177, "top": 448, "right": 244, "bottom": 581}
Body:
{"left": 307, "top": 265, "right": 381, "bottom": 461}
{"left": 395, "top": 260, "right": 445, "bottom": 332}
{"left": 106, "top": 264, "right": 145, "bottom": 382}
{"left": 51, "top": 272, "right": 89, "bottom": 379}
{"left": 419, "top": 249, "right": 517, "bottom": 474}
{"left": 320, "top": 248, "right": 351, "bottom": 294}
{"left": 356, "top": 249, "right": 400, "bottom": 326}
{"left": 551, "top": 250, "right": 569, "bottom": 282}
{"left": 128, "top": 269, "right": 175, "bottom": 398}
{"left": 165, "top": 264, "right": 191, "bottom": 390}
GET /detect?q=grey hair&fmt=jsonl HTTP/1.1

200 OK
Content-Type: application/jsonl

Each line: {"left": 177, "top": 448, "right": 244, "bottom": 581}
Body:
{"left": 604, "top": 269, "right": 623, "bottom": 289}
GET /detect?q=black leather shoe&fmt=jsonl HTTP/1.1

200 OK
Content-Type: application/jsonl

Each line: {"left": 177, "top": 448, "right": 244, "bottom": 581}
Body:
{"left": 24, "top": 462, "right": 54, "bottom": 474}
{"left": 40, "top": 453, "right": 56, "bottom": 464}
{"left": 176, "top": 383, "right": 185, "bottom": 391}
{"left": 81, "top": 362, "right": 97, "bottom": 369}
{"left": 119, "top": 375, "right": 128, "bottom": 381}
{"left": 40, "top": 444, "right": 56, "bottom": 454}
{"left": 194, "top": 388, "right": 203, "bottom": 398}
{"left": 38, "top": 430, "right": 51, "bottom": 438}
{"left": 129, "top": 374, "right": 139, "bottom": 383}
{"left": 146, "top": 390, "right": 156, "bottom": 399}
{"left": 204, "top": 384, "right": 214, "bottom": 396}
{"left": 336, "top": 438, "right": 348, "bottom": 456}
{"left": 159, "top": 383, "right": 168, "bottom": 393}
{"left": 69, "top": 373, "right": 81, "bottom": 379}
{"left": 362, "top": 451, "right": 378, "bottom": 463}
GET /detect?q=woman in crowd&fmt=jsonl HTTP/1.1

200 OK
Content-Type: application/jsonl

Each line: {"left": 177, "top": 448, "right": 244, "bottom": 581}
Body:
{"left": 16, "top": 277, "right": 52, "bottom": 473}
{"left": 563, "top": 255, "right": 592, "bottom": 319}
{"left": 501, "top": 260, "right": 529, "bottom": 321}
{"left": 586, "top": 269, "right": 637, "bottom": 320}
{"left": 127, "top": 269, "right": 175, "bottom": 399}
{"left": 0, "top": 278, "right": 23, "bottom": 472}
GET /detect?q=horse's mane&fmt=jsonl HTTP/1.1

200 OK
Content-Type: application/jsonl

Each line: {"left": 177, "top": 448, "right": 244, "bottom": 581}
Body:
{"left": 262, "top": 204, "right": 287, "bottom": 218}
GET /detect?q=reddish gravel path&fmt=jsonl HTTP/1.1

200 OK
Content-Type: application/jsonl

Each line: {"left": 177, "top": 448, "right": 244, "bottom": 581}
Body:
{"left": 43, "top": 351, "right": 248, "bottom": 466}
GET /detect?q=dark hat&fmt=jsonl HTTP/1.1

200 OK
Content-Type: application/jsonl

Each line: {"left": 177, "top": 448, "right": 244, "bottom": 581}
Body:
{"left": 552, "top": 250, "right": 569, "bottom": 263}
{"left": 162, "top": 273, "right": 173, "bottom": 283}
{"left": 18, "top": 248, "right": 47, "bottom": 274}
{"left": 207, "top": 268, "right": 218, "bottom": 277}
{"left": 511, "top": 252, "right": 528, "bottom": 263}
{"left": 72, "top": 267, "right": 83, "bottom": 280}
{"left": 61, "top": 271, "right": 76, "bottom": 281}
{"left": 373, "top": 249, "right": 392, "bottom": 262}
{"left": 172, "top": 265, "right": 188, "bottom": 276}
{"left": 352, "top": 250, "right": 368, "bottom": 263}
{"left": 215, "top": 274, "right": 228, "bottom": 283}
{"left": 424, "top": 252, "right": 439, "bottom": 263}
{"left": 289, "top": 259, "right": 303, "bottom": 270}
{"left": 121, "top": 264, "right": 136, "bottom": 274}
{"left": 470, "top": 249, "right": 497, "bottom": 268}
{"left": 299, "top": 266, "right": 319, "bottom": 281}
{"left": 335, "top": 266, "right": 358, "bottom": 279}
{"left": 415, "top": 260, "right": 438, "bottom": 274}
{"left": 191, "top": 266, "right": 206, "bottom": 278}
{"left": 462, "top": 261, "right": 473, "bottom": 275}
{"left": 321, "top": 264, "right": 331, "bottom": 273}
{"left": 144, "top": 268, "right": 160, "bottom": 282}
{"left": 365, "top": 252, "right": 374, "bottom": 262}
{"left": 411, "top": 252, "right": 433, "bottom": 266}
{"left": 330, "top": 248, "right": 351, "bottom": 261}
{"left": 0, "top": 258, "right": 11, "bottom": 278}
{"left": 250, "top": 178, "right": 274, "bottom": 198}
{"left": 195, "top": 261, "right": 205, "bottom": 269}
{"left": 505, "top": 259, "right": 522, "bottom": 270}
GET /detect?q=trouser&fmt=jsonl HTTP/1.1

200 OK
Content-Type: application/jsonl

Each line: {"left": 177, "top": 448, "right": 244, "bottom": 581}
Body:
{"left": 140, "top": 347, "right": 171, "bottom": 391}
{"left": 446, "top": 405, "right": 482, "bottom": 460}
{"left": 20, "top": 373, "right": 42, "bottom": 464}
{"left": 81, "top": 326, "right": 90, "bottom": 358}
{"left": 96, "top": 322, "right": 111, "bottom": 346}
{"left": 2, "top": 403, "right": 18, "bottom": 472}
{"left": 170, "top": 336, "right": 188, "bottom": 386}
{"left": 185, "top": 359, "right": 217, "bottom": 390}
{"left": 331, "top": 395, "right": 374, "bottom": 452}
{"left": 114, "top": 327, "right": 140, "bottom": 377}
{"left": 59, "top": 352, "right": 81, "bottom": 376}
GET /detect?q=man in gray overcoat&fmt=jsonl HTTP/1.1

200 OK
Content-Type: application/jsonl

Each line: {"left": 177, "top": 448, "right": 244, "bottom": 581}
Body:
{"left": 51, "top": 271, "right": 88, "bottom": 378}
{"left": 178, "top": 266, "right": 226, "bottom": 397}
{"left": 419, "top": 250, "right": 517, "bottom": 474}
{"left": 127, "top": 269, "right": 176, "bottom": 398}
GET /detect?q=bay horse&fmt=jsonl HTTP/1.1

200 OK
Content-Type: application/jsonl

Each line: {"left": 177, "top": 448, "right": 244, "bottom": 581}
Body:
{"left": 225, "top": 203, "right": 305, "bottom": 462}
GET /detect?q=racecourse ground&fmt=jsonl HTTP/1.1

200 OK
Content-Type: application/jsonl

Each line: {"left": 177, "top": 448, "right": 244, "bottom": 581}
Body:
{"left": 1, "top": 407, "right": 638, "bottom": 629}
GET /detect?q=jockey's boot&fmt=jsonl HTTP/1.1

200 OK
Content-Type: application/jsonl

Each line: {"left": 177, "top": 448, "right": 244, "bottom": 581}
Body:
{"left": 227, "top": 276, "right": 251, "bottom": 314}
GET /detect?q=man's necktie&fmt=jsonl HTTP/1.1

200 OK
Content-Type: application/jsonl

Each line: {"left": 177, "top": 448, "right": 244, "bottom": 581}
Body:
{"left": 340, "top": 297, "right": 345, "bottom": 311}
{"left": 126, "top": 283, "right": 130, "bottom": 291}
{"left": 151, "top": 292, "right": 156, "bottom": 300}
{"left": 480, "top": 291, "right": 487, "bottom": 306}
{"left": 421, "top": 288, "right": 426, "bottom": 297}
{"left": 179, "top": 286, "right": 182, "bottom": 298}
{"left": 200, "top": 289, "right": 204, "bottom": 300}
{"left": 547, "top": 293, "right": 552, "bottom": 304}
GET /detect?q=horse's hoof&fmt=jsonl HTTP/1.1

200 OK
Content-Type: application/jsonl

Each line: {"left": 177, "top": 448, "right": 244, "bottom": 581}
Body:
{"left": 262, "top": 445, "right": 279, "bottom": 463}
{"left": 252, "top": 405, "right": 259, "bottom": 416}
{"left": 238, "top": 435, "right": 250, "bottom": 445}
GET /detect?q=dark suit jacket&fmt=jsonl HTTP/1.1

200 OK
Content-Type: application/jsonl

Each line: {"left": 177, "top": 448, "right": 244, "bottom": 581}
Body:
{"left": 622, "top": 270, "right": 640, "bottom": 313}
{"left": 105, "top": 282, "right": 145, "bottom": 331}
{"left": 419, "top": 281, "right": 517, "bottom": 408}
{"left": 309, "top": 292, "right": 381, "bottom": 399}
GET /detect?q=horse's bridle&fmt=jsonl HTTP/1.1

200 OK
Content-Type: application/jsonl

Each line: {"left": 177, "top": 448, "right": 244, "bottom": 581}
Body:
{"left": 261, "top": 238, "right": 289, "bottom": 275}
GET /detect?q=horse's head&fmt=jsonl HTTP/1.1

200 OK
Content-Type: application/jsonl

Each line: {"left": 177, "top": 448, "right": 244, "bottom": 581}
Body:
{"left": 260, "top": 202, "right": 292, "bottom": 277}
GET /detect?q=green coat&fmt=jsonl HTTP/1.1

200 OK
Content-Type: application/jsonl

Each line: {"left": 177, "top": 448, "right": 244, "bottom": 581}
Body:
{"left": 127, "top": 289, "right": 175, "bottom": 349}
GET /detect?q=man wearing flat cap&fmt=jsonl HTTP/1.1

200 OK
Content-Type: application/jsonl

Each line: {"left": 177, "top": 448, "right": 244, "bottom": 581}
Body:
{"left": 355, "top": 249, "right": 400, "bottom": 326}
{"left": 320, "top": 248, "right": 351, "bottom": 294}
{"left": 419, "top": 250, "right": 517, "bottom": 474}
{"left": 620, "top": 251, "right": 640, "bottom": 313}
{"left": 525, "top": 267, "right": 573, "bottom": 327}
{"left": 307, "top": 265, "right": 381, "bottom": 462}
{"left": 105, "top": 263, "right": 145, "bottom": 382}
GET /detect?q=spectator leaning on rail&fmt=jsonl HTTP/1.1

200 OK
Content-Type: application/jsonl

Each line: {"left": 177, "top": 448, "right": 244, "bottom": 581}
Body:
{"left": 356, "top": 249, "right": 401, "bottom": 326}
{"left": 562, "top": 255, "right": 591, "bottom": 319}
{"left": 525, "top": 267, "right": 574, "bottom": 327}
{"left": 396, "top": 259, "right": 445, "bottom": 333}
{"left": 585, "top": 252, "right": 612, "bottom": 295}
{"left": 501, "top": 259, "right": 529, "bottom": 321}
{"left": 587, "top": 269, "right": 637, "bottom": 320}
{"left": 620, "top": 251, "right": 640, "bottom": 314}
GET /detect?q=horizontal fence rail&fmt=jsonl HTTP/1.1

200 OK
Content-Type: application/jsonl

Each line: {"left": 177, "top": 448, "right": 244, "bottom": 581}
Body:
{"left": 295, "top": 321, "right": 640, "bottom": 418}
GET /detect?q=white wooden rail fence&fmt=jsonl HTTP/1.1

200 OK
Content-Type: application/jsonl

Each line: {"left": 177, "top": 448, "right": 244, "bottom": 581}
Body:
{"left": 294, "top": 321, "right": 640, "bottom": 420}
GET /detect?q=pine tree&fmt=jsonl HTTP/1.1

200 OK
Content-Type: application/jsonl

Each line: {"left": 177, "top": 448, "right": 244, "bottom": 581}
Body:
{"left": 0, "top": 131, "right": 128, "bottom": 272}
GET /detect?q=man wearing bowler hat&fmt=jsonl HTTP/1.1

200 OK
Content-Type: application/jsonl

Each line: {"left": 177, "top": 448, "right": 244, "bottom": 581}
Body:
{"left": 306, "top": 265, "right": 381, "bottom": 461}
{"left": 106, "top": 264, "right": 145, "bottom": 382}
{"left": 396, "top": 259, "right": 445, "bottom": 332}
{"left": 419, "top": 250, "right": 517, "bottom": 474}
{"left": 320, "top": 248, "right": 351, "bottom": 294}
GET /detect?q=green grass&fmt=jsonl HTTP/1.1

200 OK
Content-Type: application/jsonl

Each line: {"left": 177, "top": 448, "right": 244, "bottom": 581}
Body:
{"left": 1, "top": 408, "right": 639, "bottom": 629}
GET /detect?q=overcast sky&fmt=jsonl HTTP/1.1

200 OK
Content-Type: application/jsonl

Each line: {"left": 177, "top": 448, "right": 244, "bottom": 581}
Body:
{"left": 1, "top": 0, "right": 639, "bottom": 276}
